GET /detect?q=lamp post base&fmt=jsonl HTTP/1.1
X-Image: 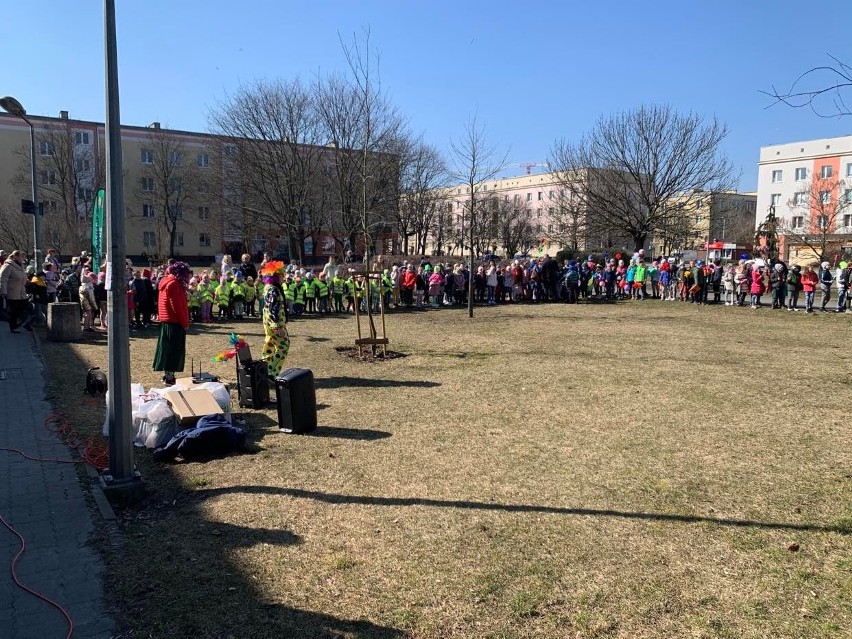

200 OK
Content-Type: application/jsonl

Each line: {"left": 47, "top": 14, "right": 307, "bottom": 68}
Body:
{"left": 99, "top": 471, "right": 145, "bottom": 507}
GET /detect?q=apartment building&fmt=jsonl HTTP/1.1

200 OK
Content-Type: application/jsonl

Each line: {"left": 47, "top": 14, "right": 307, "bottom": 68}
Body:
{"left": 0, "top": 111, "right": 397, "bottom": 265}
{"left": 757, "top": 135, "right": 852, "bottom": 262}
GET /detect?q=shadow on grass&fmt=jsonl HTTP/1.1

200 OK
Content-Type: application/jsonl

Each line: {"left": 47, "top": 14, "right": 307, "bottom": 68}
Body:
{"left": 308, "top": 425, "right": 392, "bottom": 441}
{"left": 195, "top": 485, "right": 850, "bottom": 535}
{"left": 315, "top": 376, "right": 440, "bottom": 389}
{"left": 37, "top": 338, "right": 407, "bottom": 638}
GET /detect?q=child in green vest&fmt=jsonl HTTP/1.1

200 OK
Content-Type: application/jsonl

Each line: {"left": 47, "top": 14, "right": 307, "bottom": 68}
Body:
{"left": 188, "top": 277, "right": 201, "bottom": 323}
{"left": 244, "top": 276, "right": 257, "bottom": 317}
{"left": 215, "top": 275, "right": 232, "bottom": 320}
{"left": 304, "top": 271, "right": 317, "bottom": 313}
{"left": 232, "top": 272, "right": 246, "bottom": 319}
{"left": 316, "top": 273, "right": 330, "bottom": 314}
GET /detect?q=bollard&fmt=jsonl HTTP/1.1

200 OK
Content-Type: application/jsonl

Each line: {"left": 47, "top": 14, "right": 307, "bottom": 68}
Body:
{"left": 47, "top": 302, "right": 82, "bottom": 342}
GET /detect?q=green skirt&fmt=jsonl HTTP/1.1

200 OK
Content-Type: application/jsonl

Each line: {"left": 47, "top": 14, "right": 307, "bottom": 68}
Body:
{"left": 152, "top": 323, "right": 186, "bottom": 373}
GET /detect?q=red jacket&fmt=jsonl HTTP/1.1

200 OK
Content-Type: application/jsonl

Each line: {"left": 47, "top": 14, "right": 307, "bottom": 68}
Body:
{"left": 801, "top": 270, "right": 818, "bottom": 292}
{"left": 401, "top": 271, "right": 417, "bottom": 290}
{"left": 158, "top": 275, "right": 189, "bottom": 329}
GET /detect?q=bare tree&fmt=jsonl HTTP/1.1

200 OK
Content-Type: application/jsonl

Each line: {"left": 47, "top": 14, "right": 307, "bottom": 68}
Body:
{"left": 132, "top": 128, "right": 210, "bottom": 259}
{"left": 550, "top": 105, "right": 737, "bottom": 251}
{"left": 763, "top": 54, "right": 852, "bottom": 119}
{"left": 209, "top": 78, "right": 327, "bottom": 261}
{"left": 548, "top": 188, "right": 587, "bottom": 252}
{"left": 13, "top": 123, "right": 105, "bottom": 256}
{"left": 495, "top": 199, "right": 537, "bottom": 258}
{"left": 0, "top": 197, "right": 32, "bottom": 253}
{"left": 779, "top": 174, "right": 852, "bottom": 262}
{"left": 397, "top": 138, "right": 447, "bottom": 254}
{"left": 448, "top": 116, "right": 508, "bottom": 317}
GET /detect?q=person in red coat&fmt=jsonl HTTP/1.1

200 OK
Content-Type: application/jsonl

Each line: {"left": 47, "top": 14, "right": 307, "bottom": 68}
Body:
{"left": 400, "top": 265, "right": 417, "bottom": 307}
{"left": 152, "top": 261, "right": 191, "bottom": 386}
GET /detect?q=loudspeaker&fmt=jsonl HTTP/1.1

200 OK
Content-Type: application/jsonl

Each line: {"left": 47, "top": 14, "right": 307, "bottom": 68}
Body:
{"left": 237, "top": 360, "right": 269, "bottom": 409}
{"left": 275, "top": 368, "right": 317, "bottom": 433}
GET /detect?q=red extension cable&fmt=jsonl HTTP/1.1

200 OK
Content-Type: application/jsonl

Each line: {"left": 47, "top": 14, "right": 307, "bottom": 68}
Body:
{"left": 0, "top": 413, "right": 111, "bottom": 639}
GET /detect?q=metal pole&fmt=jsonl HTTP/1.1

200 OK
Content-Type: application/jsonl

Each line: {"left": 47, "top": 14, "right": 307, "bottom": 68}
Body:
{"left": 25, "top": 118, "right": 41, "bottom": 267}
{"left": 104, "top": 0, "right": 134, "bottom": 485}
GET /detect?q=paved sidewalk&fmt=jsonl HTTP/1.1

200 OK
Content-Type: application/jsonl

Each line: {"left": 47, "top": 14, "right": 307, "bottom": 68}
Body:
{"left": 0, "top": 328, "right": 114, "bottom": 638}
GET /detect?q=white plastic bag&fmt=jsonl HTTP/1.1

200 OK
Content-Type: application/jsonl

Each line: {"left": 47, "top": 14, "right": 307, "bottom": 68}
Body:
{"left": 132, "top": 399, "right": 178, "bottom": 449}
{"left": 102, "top": 384, "right": 147, "bottom": 437}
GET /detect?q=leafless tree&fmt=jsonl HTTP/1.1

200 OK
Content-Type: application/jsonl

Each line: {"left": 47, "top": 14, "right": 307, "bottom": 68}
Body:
{"left": 448, "top": 115, "right": 508, "bottom": 317}
{"left": 495, "top": 199, "right": 537, "bottom": 258}
{"left": 763, "top": 54, "right": 852, "bottom": 119}
{"left": 0, "top": 196, "right": 32, "bottom": 253}
{"left": 209, "top": 78, "right": 327, "bottom": 261}
{"left": 547, "top": 188, "right": 587, "bottom": 252}
{"left": 13, "top": 123, "right": 105, "bottom": 257}
{"left": 550, "top": 104, "right": 736, "bottom": 251}
{"left": 397, "top": 138, "right": 447, "bottom": 254}
{"left": 779, "top": 173, "right": 852, "bottom": 262}
{"left": 132, "top": 128, "right": 211, "bottom": 259}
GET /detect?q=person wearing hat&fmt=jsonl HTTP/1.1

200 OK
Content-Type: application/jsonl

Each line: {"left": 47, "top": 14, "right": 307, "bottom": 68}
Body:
{"left": 133, "top": 268, "right": 156, "bottom": 328}
{"left": 818, "top": 261, "right": 833, "bottom": 312}
{"left": 786, "top": 264, "right": 802, "bottom": 311}
{"left": 152, "top": 262, "right": 191, "bottom": 386}
{"left": 801, "top": 264, "right": 819, "bottom": 313}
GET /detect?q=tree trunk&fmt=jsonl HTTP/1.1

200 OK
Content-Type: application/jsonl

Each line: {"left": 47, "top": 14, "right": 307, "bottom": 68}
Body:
{"left": 633, "top": 233, "right": 647, "bottom": 252}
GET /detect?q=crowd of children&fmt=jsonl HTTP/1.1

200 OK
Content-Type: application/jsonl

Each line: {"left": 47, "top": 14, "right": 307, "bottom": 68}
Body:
{"left": 6, "top": 246, "right": 852, "bottom": 334}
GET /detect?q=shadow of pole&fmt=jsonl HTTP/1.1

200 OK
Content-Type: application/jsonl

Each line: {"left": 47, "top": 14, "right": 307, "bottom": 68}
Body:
{"left": 196, "top": 485, "right": 850, "bottom": 535}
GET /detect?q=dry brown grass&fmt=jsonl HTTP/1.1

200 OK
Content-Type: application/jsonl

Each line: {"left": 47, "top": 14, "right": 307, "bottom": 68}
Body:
{"left": 40, "top": 302, "right": 852, "bottom": 638}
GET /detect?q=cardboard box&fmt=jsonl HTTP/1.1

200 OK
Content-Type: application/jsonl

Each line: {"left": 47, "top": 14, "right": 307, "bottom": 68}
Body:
{"left": 163, "top": 388, "right": 224, "bottom": 427}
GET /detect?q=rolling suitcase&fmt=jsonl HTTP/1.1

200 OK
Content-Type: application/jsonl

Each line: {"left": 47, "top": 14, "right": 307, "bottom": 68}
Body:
{"left": 275, "top": 368, "right": 317, "bottom": 433}
{"left": 237, "top": 359, "right": 270, "bottom": 409}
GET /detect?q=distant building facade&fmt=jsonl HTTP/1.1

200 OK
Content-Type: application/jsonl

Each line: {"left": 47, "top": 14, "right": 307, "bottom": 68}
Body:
{"left": 757, "top": 135, "right": 852, "bottom": 262}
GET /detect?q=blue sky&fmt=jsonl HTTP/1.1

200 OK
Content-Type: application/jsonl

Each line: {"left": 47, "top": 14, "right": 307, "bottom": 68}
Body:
{"left": 2, "top": 0, "right": 852, "bottom": 190}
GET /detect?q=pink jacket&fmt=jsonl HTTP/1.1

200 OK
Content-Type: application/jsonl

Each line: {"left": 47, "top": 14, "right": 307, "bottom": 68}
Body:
{"left": 750, "top": 270, "right": 764, "bottom": 295}
{"left": 428, "top": 272, "right": 443, "bottom": 295}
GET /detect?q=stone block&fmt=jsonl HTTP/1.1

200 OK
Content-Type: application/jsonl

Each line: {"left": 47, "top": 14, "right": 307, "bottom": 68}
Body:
{"left": 47, "top": 302, "right": 81, "bottom": 342}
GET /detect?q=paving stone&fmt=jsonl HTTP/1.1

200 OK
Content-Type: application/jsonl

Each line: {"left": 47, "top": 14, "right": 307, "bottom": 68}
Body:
{"left": 0, "top": 329, "right": 115, "bottom": 636}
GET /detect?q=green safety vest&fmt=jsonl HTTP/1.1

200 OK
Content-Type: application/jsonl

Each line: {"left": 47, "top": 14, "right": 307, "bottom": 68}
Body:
{"left": 304, "top": 279, "right": 316, "bottom": 299}
{"left": 284, "top": 282, "right": 295, "bottom": 301}
{"left": 332, "top": 277, "right": 344, "bottom": 296}
{"left": 215, "top": 283, "right": 231, "bottom": 303}
{"left": 294, "top": 282, "right": 306, "bottom": 304}
{"left": 315, "top": 279, "right": 329, "bottom": 298}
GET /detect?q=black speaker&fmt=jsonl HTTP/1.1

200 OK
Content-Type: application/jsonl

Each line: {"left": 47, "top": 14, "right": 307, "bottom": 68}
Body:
{"left": 275, "top": 368, "right": 317, "bottom": 433}
{"left": 237, "top": 360, "right": 269, "bottom": 409}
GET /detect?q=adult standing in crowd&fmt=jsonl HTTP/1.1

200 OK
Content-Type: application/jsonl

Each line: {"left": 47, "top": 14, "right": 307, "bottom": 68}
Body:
{"left": 239, "top": 253, "right": 258, "bottom": 281}
{"left": 152, "top": 261, "right": 191, "bottom": 386}
{"left": 0, "top": 250, "right": 32, "bottom": 332}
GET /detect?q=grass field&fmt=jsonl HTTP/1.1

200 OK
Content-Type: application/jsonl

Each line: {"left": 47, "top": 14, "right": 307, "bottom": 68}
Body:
{"left": 41, "top": 301, "right": 852, "bottom": 638}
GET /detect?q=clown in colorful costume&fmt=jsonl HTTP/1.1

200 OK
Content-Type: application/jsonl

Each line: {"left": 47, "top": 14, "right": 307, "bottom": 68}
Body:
{"left": 259, "top": 261, "right": 290, "bottom": 378}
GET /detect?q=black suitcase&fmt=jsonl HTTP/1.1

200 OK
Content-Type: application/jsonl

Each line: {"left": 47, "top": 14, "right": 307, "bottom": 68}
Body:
{"left": 275, "top": 368, "right": 317, "bottom": 433}
{"left": 237, "top": 360, "right": 270, "bottom": 409}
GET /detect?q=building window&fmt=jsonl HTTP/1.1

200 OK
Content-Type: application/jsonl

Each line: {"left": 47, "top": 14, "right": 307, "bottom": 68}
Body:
{"left": 537, "top": 192, "right": 543, "bottom": 201}
{"left": 143, "top": 231, "right": 156, "bottom": 247}
{"left": 198, "top": 206, "right": 210, "bottom": 220}
{"left": 503, "top": 195, "right": 509, "bottom": 202}
{"left": 817, "top": 215, "right": 829, "bottom": 230}
{"left": 76, "top": 187, "right": 93, "bottom": 201}
{"left": 846, "top": 189, "right": 852, "bottom": 203}
{"left": 223, "top": 144, "right": 237, "bottom": 157}
{"left": 548, "top": 190, "right": 554, "bottom": 199}
{"left": 141, "top": 148, "right": 153, "bottom": 164}
{"left": 820, "top": 190, "right": 831, "bottom": 204}
{"left": 39, "top": 200, "right": 57, "bottom": 215}
{"left": 847, "top": 163, "right": 852, "bottom": 177}
{"left": 39, "top": 141, "right": 55, "bottom": 156}
{"left": 791, "top": 215, "right": 804, "bottom": 229}
{"left": 537, "top": 209, "right": 542, "bottom": 218}
{"left": 821, "top": 165, "right": 833, "bottom": 179}
{"left": 514, "top": 194, "right": 520, "bottom": 202}
{"left": 74, "top": 131, "right": 91, "bottom": 145}
{"left": 547, "top": 224, "right": 553, "bottom": 233}
{"left": 526, "top": 193, "right": 532, "bottom": 202}
{"left": 142, "top": 204, "right": 155, "bottom": 218}
{"left": 695, "top": 214, "right": 703, "bottom": 223}
{"left": 795, "top": 167, "right": 807, "bottom": 180}
{"left": 794, "top": 192, "right": 806, "bottom": 205}
{"left": 446, "top": 202, "right": 452, "bottom": 213}
{"left": 74, "top": 158, "right": 91, "bottom": 172}
{"left": 483, "top": 185, "right": 488, "bottom": 191}
{"left": 40, "top": 170, "right": 57, "bottom": 185}
{"left": 170, "top": 152, "right": 183, "bottom": 166}
{"left": 199, "top": 233, "right": 211, "bottom": 247}
{"left": 771, "top": 170, "right": 783, "bottom": 183}
{"left": 197, "top": 153, "right": 209, "bottom": 168}
{"left": 176, "top": 232, "right": 184, "bottom": 247}
{"left": 172, "top": 207, "right": 183, "bottom": 221}
{"left": 770, "top": 193, "right": 781, "bottom": 206}
{"left": 844, "top": 214, "right": 852, "bottom": 228}
{"left": 141, "top": 177, "right": 154, "bottom": 192}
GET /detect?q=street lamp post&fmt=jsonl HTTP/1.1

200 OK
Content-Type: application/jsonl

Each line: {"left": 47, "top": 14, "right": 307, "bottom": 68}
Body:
{"left": 0, "top": 96, "right": 41, "bottom": 266}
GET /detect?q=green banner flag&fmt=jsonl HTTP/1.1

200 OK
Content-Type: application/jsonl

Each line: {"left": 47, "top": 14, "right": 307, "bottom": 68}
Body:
{"left": 91, "top": 188, "right": 105, "bottom": 272}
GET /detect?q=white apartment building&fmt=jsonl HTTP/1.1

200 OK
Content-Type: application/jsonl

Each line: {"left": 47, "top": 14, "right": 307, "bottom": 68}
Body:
{"left": 756, "top": 135, "right": 852, "bottom": 260}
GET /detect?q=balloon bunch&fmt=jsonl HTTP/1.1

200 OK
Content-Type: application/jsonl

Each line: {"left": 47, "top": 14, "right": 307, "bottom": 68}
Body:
{"left": 211, "top": 333, "right": 249, "bottom": 363}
